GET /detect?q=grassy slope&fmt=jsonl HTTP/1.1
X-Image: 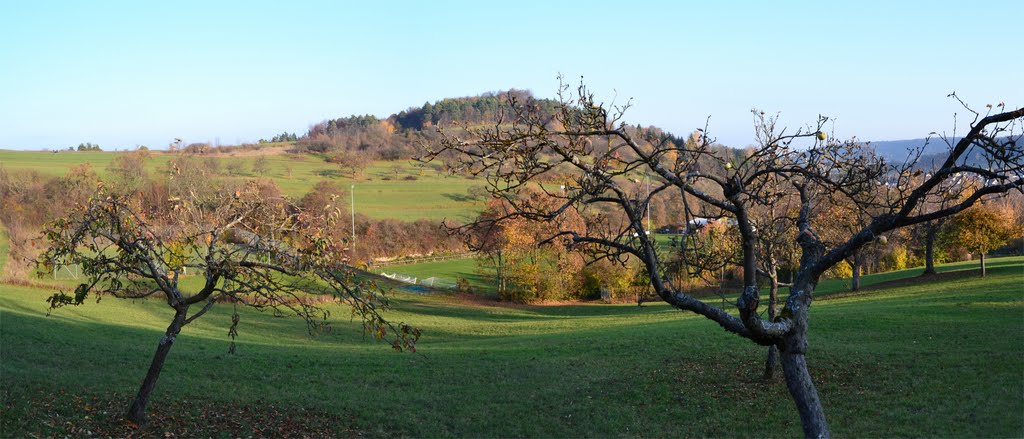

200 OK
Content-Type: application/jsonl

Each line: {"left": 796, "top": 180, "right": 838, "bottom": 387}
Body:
{"left": 2, "top": 259, "right": 1022, "bottom": 437}
{"left": 378, "top": 257, "right": 497, "bottom": 295}
{"left": 0, "top": 150, "right": 483, "bottom": 222}
{"left": 813, "top": 256, "right": 1021, "bottom": 295}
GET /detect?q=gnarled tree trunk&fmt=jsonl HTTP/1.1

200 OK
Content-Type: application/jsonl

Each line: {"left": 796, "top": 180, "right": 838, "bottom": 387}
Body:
{"left": 781, "top": 280, "right": 829, "bottom": 439}
{"left": 781, "top": 348, "right": 829, "bottom": 438}
{"left": 127, "top": 306, "right": 188, "bottom": 424}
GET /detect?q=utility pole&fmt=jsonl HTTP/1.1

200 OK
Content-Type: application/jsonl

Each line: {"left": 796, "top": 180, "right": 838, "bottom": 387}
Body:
{"left": 350, "top": 185, "right": 356, "bottom": 249}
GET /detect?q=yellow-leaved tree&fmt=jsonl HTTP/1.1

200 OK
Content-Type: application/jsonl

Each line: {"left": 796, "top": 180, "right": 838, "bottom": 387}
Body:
{"left": 940, "top": 203, "right": 1023, "bottom": 276}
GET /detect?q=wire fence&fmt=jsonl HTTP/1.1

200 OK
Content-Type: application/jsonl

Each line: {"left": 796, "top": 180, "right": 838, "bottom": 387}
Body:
{"left": 50, "top": 264, "right": 81, "bottom": 280}
{"left": 380, "top": 272, "right": 417, "bottom": 284}
{"left": 379, "top": 272, "right": 457, "bottom": 290}
{"left": 419, "top": 276, "right": 457, "bottom": 289}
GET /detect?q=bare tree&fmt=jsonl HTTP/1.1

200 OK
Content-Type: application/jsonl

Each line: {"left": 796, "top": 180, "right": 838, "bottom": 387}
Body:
{"left": 252, "top": 156, "right": 271, "bottom": 176}
{"left": 328, "top": 150, "right": 371, "bottom": 178}
{"left": 423, "top": 80, "right": 1023, "bottom": 438}
{"left": 750, "top": 188, "right": 800, "bottom": 379}
{"left": 106, "top": 150, "right": 150, "bottom": 193}
{"left": 226, "top": 160, "right": 245, "bottom": 176}
{"left": 38, "top": 183, "right": 419, "bottom": 425}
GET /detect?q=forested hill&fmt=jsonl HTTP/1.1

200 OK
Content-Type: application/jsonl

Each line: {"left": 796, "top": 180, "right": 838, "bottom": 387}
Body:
{"left": 292, "top": 90, "right": 564, "bottom": 160}
{"left": 391, "top": 89, "right": 563, "bottom": 130}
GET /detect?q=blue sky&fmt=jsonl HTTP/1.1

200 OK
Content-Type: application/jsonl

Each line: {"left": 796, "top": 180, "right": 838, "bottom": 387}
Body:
{"left": 1, "top": 0, "right": 1021, "bottom": 150}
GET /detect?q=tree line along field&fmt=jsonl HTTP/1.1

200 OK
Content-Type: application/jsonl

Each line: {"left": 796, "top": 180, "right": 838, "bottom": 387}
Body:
{"left": 377, "top": 251, "right": 1024, "bottom": 300}
{"left": 1, "top": 257, "right": 1021, "bottom": 437}
{"left": 0, "top": 149, "right": 485, "bottom": 222}
{"left": 377, "top": 228, "right": 1024, "bottom": 299}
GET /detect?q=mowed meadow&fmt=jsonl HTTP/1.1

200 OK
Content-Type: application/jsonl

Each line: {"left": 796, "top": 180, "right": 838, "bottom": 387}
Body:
{"left": 1, "top": 255, "right": 1022, "bottom": 437}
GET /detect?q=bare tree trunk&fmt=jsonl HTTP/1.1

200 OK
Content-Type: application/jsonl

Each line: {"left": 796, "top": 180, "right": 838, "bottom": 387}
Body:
{"left": 781, "top": 279, "right": 830, "bottom": 438}
{"left": 127, "top": 307, "right": 187, "bottom": 425}
{"left": 850, "top": 251, "right": 863, "bottom": 292}
{"left": 781, "top": 349, "right": 829, "bottom": 439}
{"left": 491, "top": 252, "right": 505, "bottom": 296}
{"left": 851, "top": 263, "right": 861, "bottom": 291}
{"left": 498, "top": 251, "right": 506, "bottom": 295}
{"left": 980, "top": 252, "right": 986, "bottom": 277}
{"left": 765, "top": 345, "right": 779, "bottom": 380}
{"left": 923, "top": 225, "right": 937, "bottom": 275}
{"left": 764, "top": 276, "right": 779, "bottom": 380}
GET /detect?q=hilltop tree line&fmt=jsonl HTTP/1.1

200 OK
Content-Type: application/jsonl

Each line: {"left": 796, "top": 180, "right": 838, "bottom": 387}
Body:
{"left": 289, "top": 90, "right": 562, "bottom": 161}
{"left": 259, "top": 131, "right": 299, "bottom": 143}
{"left": 76, "top": 142, "right": 102, "bottom": 151}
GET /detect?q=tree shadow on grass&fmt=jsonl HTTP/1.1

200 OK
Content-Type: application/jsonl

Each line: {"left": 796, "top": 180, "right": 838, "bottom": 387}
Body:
{"left": 440, "top": 192, "right": 473, "bottom": 202}
{"left": 316, "top": 169, "right": 343, "bottom": 178}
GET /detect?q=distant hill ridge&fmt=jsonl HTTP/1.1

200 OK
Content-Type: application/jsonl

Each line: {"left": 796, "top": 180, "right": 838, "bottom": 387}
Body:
{"left": 867, "top": 138, "right": 957, "bottom": 160}
{"left": 867, "top": 136, "right": 1024, "bottom": 164}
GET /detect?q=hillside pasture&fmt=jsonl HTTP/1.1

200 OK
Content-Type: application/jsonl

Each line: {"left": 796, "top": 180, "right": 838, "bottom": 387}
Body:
{"left": 0, "top": 149, "right": 485, "bottom": 222}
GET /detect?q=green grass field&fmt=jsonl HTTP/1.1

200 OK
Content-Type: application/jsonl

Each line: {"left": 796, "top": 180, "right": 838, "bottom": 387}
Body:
{"left": 2, "top": 258, "right": 1022, "bottom": 437}
{"left": 0, "top": 149, "right": 484, "bottom": 222}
